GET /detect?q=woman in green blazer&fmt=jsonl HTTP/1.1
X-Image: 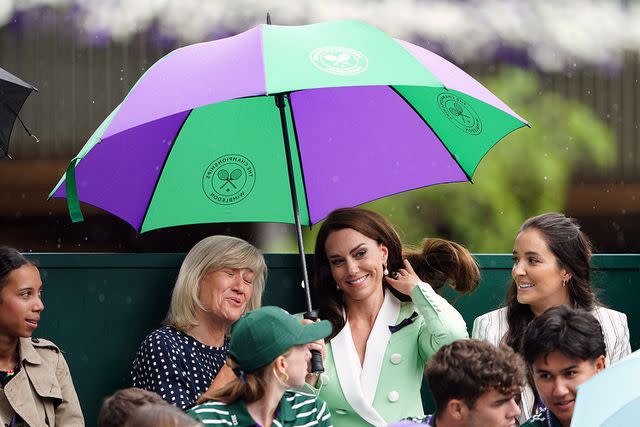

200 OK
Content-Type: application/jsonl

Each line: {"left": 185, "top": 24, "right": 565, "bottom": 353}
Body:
{"left": 306, "top": 208, "right": 480, "bottom": 427}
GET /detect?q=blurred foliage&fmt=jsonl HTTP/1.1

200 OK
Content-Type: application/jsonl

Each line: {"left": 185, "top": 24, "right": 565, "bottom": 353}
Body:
{"left": 271, "top": 67, "right": 615, "bottom": 253}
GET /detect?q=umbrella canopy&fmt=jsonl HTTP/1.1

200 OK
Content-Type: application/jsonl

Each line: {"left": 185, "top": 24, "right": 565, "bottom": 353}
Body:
{"left": 50, "top": 20, "right": 528, "bottom": 232}
{"left": 571, "top": 349, "right": 640, "bottom": 426}
{"left": 0, "top": 66, "right": 38, "bottom": 158}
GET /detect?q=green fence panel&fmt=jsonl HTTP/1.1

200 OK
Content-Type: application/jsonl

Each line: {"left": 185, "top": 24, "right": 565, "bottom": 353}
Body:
{"left": 26, "top": 253, "right": 639, "bottom": 426}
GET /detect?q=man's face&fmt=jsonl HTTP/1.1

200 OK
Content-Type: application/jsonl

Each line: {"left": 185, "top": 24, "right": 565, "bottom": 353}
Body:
{"left": 532, "top": 350, "right": 605, "bottom": 427}
{"left": 462, "top": 388, "right": 521, "bottom": 427}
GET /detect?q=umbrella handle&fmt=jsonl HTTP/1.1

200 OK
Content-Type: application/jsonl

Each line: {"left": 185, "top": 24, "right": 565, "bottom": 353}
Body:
{"left": 304, "top": 310, "right": 325, "bottom": 374}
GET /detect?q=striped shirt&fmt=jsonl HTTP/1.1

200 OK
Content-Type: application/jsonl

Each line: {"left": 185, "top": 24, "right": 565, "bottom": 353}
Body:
{"left": 187, "top": 390, "right": 333, "bottom": 426}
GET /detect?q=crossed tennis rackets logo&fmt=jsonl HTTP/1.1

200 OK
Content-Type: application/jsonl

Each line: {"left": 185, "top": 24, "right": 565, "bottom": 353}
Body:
{"left": 437, "top": 92, "right": 483, "bottom": 135}
{"left": 202, "top": 154, "right": 256, "bottom": 205}
{"left": 217, "top": 168, "right": 243, "bottom": 190}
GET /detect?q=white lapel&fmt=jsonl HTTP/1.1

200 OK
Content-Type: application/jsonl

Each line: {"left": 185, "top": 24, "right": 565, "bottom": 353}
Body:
{"left": 361, "top": 289, "right": 401, "bottom": 403}
{"left": 330, "top": 290, "right": 401, "bottom": 427}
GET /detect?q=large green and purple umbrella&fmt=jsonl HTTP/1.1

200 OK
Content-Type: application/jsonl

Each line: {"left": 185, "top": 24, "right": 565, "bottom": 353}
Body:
{"left": 50, "top": 19, "right": 527, "bottom": 230}
{"left": 50, "top": 20, "right": 527, "bottom": 325}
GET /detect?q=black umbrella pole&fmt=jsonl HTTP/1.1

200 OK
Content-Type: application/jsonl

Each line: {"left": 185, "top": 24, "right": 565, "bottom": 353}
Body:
{"left": 275, "top": 93, "right": 324, "bottom": 373}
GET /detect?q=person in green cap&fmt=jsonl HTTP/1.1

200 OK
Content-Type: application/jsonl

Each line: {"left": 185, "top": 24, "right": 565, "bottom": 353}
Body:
{"left": 187, "top": 306, "right": 333, "bottom": 427}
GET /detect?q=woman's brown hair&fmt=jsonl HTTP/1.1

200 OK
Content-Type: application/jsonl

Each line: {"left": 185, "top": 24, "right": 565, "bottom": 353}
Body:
{"left": 314, "top": 207, "right": 480, "bottom": 339}
{"left": 196, "top": 356, "right": 285, "bottom": 405}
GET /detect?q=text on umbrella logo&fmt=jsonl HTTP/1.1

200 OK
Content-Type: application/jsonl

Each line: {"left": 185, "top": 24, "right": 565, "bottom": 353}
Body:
{"left": 202, "top": 154, "right": 256, "bottom": 205}
{"left": 310, "top": 47, "right": 368, "bottom": 75}
{"left": 437, "top": 93, "right": 483, "bottom": 135}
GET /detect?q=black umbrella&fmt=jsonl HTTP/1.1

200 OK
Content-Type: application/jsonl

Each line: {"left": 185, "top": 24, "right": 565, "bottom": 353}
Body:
{"left": 0, "top": 66, "right": 38, "bottom": 159}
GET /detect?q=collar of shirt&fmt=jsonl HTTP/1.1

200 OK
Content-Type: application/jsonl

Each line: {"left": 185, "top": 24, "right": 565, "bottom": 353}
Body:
{"left": 222, "top": 394, "right": 296, "bottom": 426}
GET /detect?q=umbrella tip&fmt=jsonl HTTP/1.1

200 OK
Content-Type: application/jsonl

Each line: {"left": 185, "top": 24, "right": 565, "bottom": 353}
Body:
{"left": 266, "top": 13, "right": 271, "bottom": 25}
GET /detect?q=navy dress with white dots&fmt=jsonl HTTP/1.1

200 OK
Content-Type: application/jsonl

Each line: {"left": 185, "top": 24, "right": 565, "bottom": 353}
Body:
{"left": 131, "top": 325, "right": 228, "bottom": 409}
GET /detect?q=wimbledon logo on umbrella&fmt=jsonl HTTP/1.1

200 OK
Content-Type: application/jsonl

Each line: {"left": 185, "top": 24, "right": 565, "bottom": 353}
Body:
{"left": 437, "top": 92, "right": 483, "bottom": 135}
{"left": 202, "top": 154, "right": 256, "bottom": 205}
{"left": 310, "top": 46, "right": 368, "bottom": 75}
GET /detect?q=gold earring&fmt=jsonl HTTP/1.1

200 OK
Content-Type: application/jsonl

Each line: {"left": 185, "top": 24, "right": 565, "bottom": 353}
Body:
{"left": 383, "top": 262, "right": 389, "bottom": 277}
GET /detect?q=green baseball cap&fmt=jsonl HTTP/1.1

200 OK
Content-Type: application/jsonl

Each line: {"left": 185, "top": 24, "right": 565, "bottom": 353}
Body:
{"left": 229, "top": 306, "right": 332, "bottom": 373}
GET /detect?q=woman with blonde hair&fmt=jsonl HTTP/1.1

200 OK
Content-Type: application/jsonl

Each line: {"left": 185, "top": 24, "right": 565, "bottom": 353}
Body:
{"left": 131, "top": 235, "right": 267, "bottom": 409}
{"left": 188, "top": 306, "right": 333, "bottom": 427}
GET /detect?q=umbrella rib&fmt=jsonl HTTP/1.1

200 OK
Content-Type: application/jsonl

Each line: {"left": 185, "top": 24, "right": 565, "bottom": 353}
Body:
{"left": 388, "top": 86, "right": 473, "bottom": 183}
{"left": 138, "top": 109, "right": 194, "bottom": 233}
{"left": 285, "top": 94, "right": 313, "bottom": 227}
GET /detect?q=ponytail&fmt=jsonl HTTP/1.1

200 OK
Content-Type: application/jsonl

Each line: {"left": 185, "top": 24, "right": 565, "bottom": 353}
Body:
{"left": 403, "top": 238, "right": 480, "bottom": 294}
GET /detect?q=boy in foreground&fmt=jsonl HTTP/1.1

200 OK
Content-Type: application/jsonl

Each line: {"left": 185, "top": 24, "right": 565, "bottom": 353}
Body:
{"left": 390, "top": 339, "right": 525, "bottom": 427}
{"left": 520, "top": 305, "right": 606, "bottom": 427}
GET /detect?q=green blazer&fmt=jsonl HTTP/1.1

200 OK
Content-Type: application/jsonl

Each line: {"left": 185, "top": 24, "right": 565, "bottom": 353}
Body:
{"left": 308, "top": 283, "right": 468, "bottom": 427}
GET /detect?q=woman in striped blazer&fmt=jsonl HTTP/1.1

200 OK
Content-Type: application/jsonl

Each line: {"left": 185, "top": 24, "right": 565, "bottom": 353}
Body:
{"left": 472, "top": 212, "right": 631, "bottom": 424}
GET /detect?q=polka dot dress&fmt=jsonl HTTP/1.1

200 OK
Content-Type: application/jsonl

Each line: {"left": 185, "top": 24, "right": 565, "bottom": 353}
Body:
{"left": 131, "top": 325, "right": 228, "bottom": 409}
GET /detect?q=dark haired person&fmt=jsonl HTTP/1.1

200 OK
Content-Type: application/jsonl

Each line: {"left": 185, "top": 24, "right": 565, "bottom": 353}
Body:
{"left": 97, "top": 387, "right": 168, "bottom": 427}
{"left": 389, "top": 339, "right": 525, "bottom": 427}
{"left": 0, "top": 247, "right": 84, "bottom": 426}
{"left": 188, "top": 306, "right": 332, "bottom": 426}
{"left": 123, "top": 403, "right": 201, "bottom": 427}
{"left": 309, "top": 207, "right": 479, "bottom": 426}
{"left": 520, "top": 306, "right": 607, "bottom": 427}
{"left": 472, "top": 212, "right": 630, "bottom": 421}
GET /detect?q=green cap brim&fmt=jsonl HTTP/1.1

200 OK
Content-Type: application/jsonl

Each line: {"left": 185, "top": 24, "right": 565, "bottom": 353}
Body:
{"left": 294, "top": 319, "right": 332, "bottom": 345}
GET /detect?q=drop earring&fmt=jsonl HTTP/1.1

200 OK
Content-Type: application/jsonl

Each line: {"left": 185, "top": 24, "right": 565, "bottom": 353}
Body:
{"left": 383, "top": 262, "right": 389, "bottom": 277}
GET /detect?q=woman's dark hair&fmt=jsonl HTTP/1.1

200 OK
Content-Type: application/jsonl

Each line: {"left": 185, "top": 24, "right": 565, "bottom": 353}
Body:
{"left": 0, "top": 247, "right": 32, "bottom": 291}
{"left": 404, "top": 238, "right": 480, "bottom": 295}
{"left": 314, "top": 207, "right": 480, "bottom": 339}
{"left": 521, "top": 305, "right": 606, "bottom": 367}
{"left": 504, "top": 212, "right": 599, "bottom": 354}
